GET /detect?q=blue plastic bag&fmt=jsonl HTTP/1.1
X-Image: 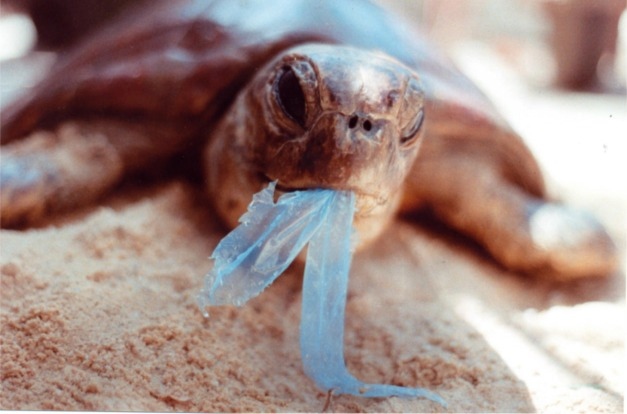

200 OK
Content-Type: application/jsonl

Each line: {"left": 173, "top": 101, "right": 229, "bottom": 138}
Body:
{"left": 197, "top": 182, "right": 445, "bottom": 406}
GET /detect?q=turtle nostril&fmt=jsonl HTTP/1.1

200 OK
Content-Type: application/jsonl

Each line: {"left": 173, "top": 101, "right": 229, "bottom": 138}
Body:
{"left": 348, "top": 115, "right": 374, "bottom": 132}
{"left": 348, "top": 115, "right": 358, "bottom": 129}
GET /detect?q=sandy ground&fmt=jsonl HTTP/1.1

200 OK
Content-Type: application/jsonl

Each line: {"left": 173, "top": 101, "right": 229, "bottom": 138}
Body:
{"left": 1, "top": 14, "right": 626, "bottom": 414}
{"left": 0, "top": 174, "right": 624, "bottom": 412}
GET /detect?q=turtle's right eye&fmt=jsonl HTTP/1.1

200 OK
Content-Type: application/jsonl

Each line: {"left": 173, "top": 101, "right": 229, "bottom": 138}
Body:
{"left": 275, "top": 67, "right": 306, "bottom": 127}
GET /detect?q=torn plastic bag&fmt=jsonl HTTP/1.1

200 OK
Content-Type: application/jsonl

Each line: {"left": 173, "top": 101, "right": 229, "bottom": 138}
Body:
{"left": 197, "top": 182, "right": 333, "bottom": 308}
{"left": 197, "top": 182, "right": 445, "bottom": 406}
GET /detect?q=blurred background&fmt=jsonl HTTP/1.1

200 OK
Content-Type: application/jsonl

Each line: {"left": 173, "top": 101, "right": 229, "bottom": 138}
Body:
{"left": 4, "top": 0, "right": 623, "bottom": 90}
{"left": 1, "top": 0, "right": 625, "bottom": 247}
{"left": 386, "top": 0, "right": 626, "bottom": 92}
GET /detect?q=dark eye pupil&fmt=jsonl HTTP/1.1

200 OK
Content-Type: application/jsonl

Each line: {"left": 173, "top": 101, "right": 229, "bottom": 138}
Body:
{"left": 277, "top": 67, "right": 306, "bottom": 126}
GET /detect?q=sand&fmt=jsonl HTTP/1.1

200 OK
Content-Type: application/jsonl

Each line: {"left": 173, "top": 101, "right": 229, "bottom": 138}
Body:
{"left": 0, "top": 177, "right": 623, "bottom": 412}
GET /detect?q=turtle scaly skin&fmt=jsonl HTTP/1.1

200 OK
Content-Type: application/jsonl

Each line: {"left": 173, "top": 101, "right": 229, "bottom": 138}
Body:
{"left": 0, "top": 0, "right": 617, "bottom": 279}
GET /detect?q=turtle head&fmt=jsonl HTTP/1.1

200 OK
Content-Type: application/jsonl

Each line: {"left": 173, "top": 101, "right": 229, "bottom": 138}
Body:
{"left": 206, "top": 44, "right": 425, "bottom": 245}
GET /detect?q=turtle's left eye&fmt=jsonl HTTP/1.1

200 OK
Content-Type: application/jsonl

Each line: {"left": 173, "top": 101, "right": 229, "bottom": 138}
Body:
{"left": 398, "top": 77, "right": 425, "bottom": 147}
{"left": 276, "top": 67, "right": 306, "bottom": 127}
{"left": 400, "top": 109, "right": 424, "bottom": 146}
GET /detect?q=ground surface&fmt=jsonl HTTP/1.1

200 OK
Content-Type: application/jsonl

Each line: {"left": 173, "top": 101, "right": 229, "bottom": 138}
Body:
{"left": 1, "top": 10, "right": 625, "bottom": 414}
{"left": 0, "top": 174, "right": 623, "bottom": 412}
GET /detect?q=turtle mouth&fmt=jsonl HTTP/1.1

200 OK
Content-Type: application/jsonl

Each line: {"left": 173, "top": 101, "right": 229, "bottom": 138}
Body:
{"left": 274, "top": 181, "right": 305, "bottom": 193}
{"left": 258, "top": 173, "right": 389, "bottom": 215}
{"left": 258, "top": 173, "right": 308, "bottom": 193}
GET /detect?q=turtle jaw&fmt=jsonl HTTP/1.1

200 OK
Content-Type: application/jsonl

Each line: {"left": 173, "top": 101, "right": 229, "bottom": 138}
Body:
{"left": 257, "top": 170, "right": 400, "bottom": 248}
{"left": 258, "top": 171, "right": 390, "bottom": 211}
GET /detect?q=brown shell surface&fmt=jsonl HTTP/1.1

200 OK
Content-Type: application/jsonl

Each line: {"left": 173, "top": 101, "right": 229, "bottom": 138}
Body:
{"left": 0, "top": 0, "right": 543, "bottom": 197}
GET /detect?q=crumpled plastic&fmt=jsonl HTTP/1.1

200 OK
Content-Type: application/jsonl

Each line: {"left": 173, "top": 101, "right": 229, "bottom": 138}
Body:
{"left": 197, "top": 182, "right": 446, "bottom": 406}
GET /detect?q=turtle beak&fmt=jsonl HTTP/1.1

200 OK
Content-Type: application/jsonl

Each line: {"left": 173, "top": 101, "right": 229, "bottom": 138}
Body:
{"left": 295, "top": 112, "right": 385, "bottom": 183}
{"left": 258, "top": 172, "right": 304, "bottom": 194}
{"left": 312, "top": 111, "right": 384, "bottom": 151}
{"left": 259, "top": 110, "right": 398, "bottom": 199}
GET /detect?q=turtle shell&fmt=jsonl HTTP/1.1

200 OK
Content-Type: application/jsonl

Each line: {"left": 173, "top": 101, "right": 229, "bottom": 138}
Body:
{"left": 0, "top": 0, "right": 543, "bottom": 199}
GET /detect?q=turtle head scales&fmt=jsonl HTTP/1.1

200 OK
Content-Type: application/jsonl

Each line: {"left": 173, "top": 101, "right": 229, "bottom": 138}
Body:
{"left": 205, "top": 44, "right": 425, "bottom": 246}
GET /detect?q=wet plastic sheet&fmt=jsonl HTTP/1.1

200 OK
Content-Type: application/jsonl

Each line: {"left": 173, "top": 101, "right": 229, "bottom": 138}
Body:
{"left": 197, "top": 182, "right": 445, "bottom": 406}
{"left": 197, "top": 182, "right": 331, "bottom": 308}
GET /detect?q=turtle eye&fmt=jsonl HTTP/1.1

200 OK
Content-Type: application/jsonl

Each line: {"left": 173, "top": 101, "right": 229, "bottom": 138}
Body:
{"left": 400, "top": 109, "right": 424, "bottom": 146}
{"left": 398, "top": 77, "right": 425, "bottom": 147}
{"left": 276, "top": 67, "right": 306, "bottom": 127}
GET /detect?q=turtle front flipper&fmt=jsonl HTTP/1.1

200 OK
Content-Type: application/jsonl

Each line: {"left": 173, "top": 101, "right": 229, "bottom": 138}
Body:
{"left": 401, "top": 155, "right": 617, "bottom": 280}
{"left": 1, "top": 123, "right": 122, "bottom": 227}
{"left": 0, "top": 119, "right": 193, "bottom": 228}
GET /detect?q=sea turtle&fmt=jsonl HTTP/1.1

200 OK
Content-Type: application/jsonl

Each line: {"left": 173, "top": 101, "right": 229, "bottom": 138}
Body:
{"left": 0, "top": 0, "right": 616, "bottom": 280}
